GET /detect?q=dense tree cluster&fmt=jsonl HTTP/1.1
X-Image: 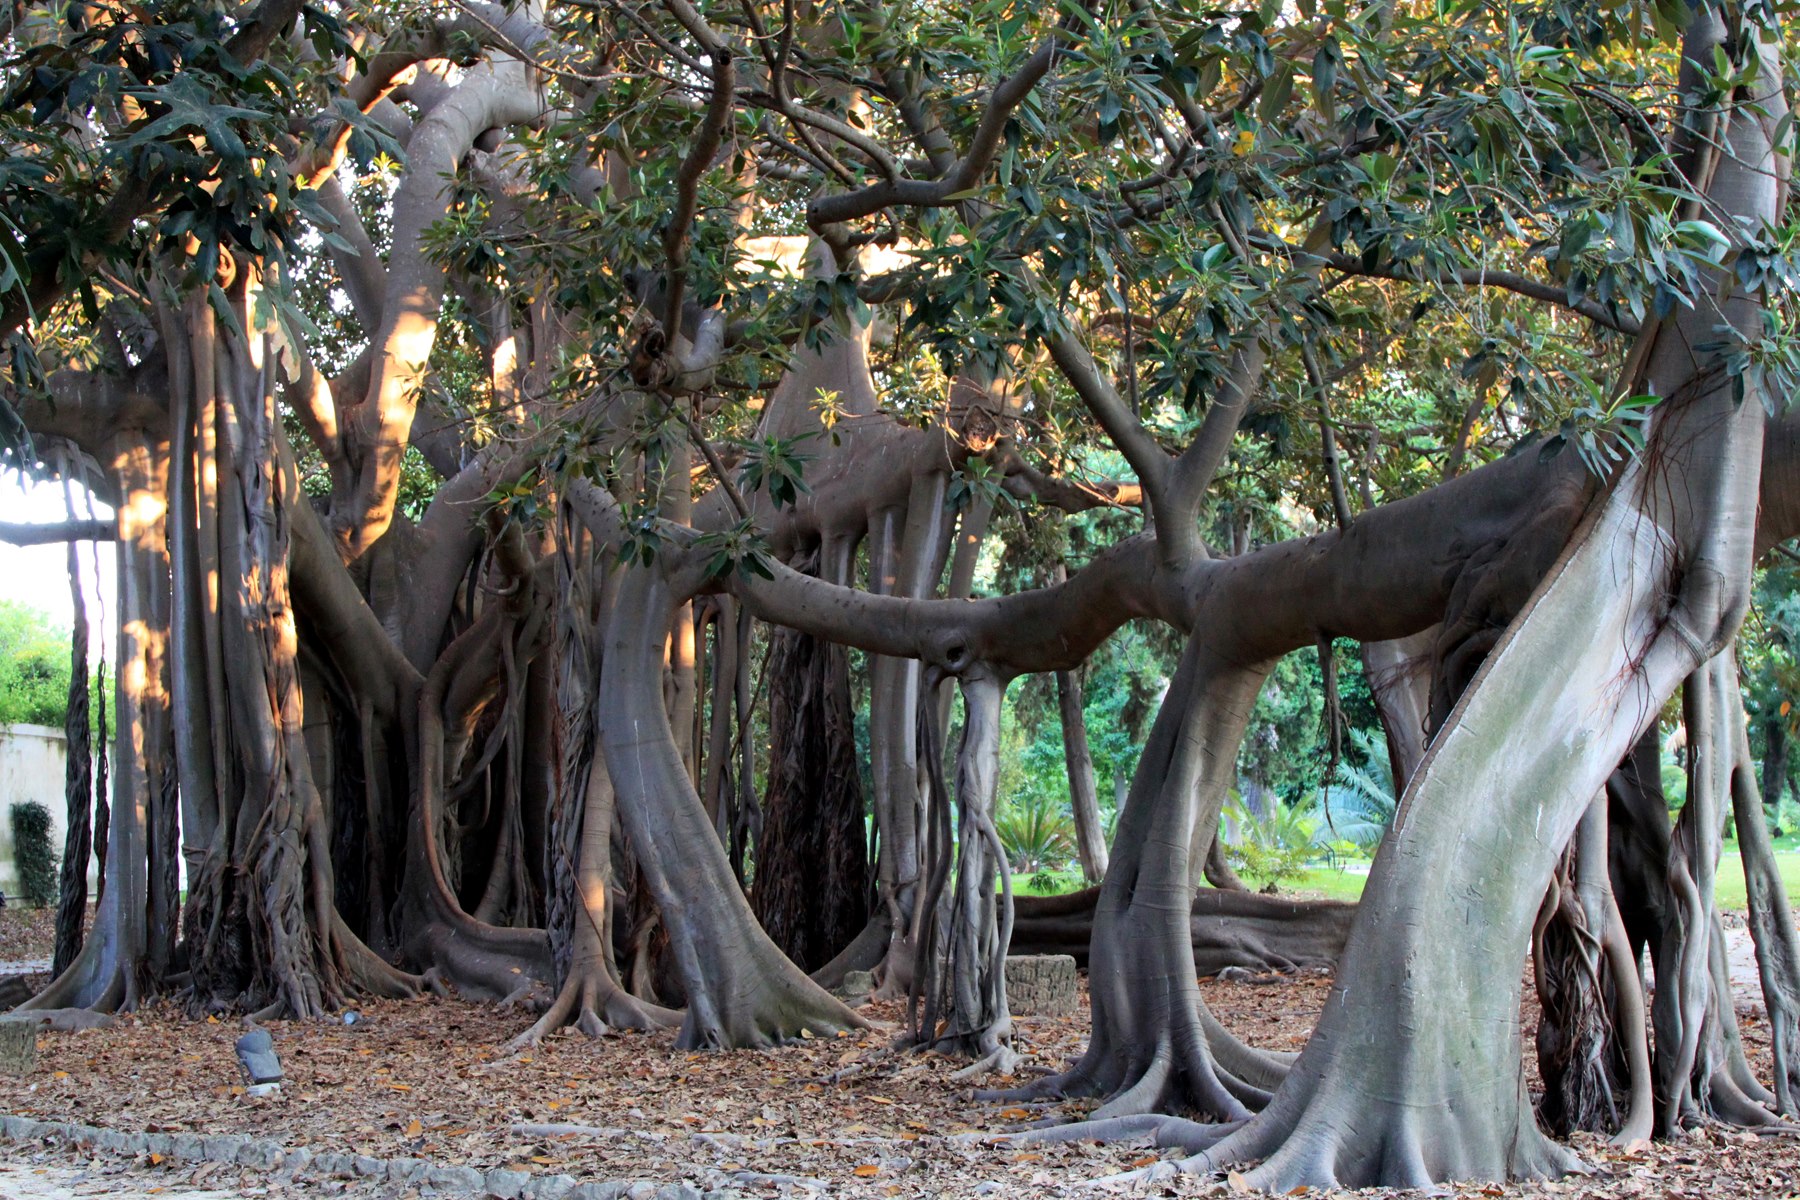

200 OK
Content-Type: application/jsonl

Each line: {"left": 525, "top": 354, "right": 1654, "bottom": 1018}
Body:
{"left": 4, "top": 0, "right": 1800, "bottom": 1188}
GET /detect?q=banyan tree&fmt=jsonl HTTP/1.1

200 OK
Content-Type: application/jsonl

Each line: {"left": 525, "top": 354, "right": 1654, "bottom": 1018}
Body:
{"left": 5, "top": 0, "right": 1800, "bottom": 1188}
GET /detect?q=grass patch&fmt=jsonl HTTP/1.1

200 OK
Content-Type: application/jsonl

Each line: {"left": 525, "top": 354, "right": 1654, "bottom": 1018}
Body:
{"left": 1007, "top": 850, "right": 1800, "bottom": 910}
{"left": 1279, "top": 866, "right": 1370, "bottom": 903}
{"left": 1715, "top": 845, "right": 1800, "bottom": 913}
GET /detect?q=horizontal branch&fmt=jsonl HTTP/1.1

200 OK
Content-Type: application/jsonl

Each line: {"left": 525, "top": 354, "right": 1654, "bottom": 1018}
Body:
{"left": 0, "top": 518, "right": 113, "bottom": 545}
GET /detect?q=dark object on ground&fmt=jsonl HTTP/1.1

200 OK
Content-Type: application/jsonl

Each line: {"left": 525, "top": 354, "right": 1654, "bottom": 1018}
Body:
{"left": 0, "top": 1022, "right": 32, "bottom": 1075}
{"left": 234, "top": 1029, "right": 283, "bottom": 1085}
{"left": 0, "top": 976, "right": 33, "bottom": 1011}
{"left": 1010, "top": 886, "right": 1356, "bottom": 975}
{"left": 7, "top": 804, "right": 55, "bottom": 909}
{"left": 1004, "top": 954, "right": 1078, "bottom": 1017}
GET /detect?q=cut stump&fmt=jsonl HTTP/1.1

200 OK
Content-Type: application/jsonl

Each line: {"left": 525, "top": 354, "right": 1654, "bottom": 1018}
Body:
{"left": 0, "top": 1023, "right": 34, "bottom": 1076}
{"left": 1004, "top": 954, "right": 1077, "bottom": 1017}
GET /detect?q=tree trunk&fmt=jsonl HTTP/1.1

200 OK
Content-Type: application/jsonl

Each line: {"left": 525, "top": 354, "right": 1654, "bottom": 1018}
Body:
{"left": 53, "top": 540, "right": 92, "bottom": 977}
{"left": 911, "top": 669, "right": 1014, "bottom": 1071}
{"left": 1058, "top": 667, "right": 1109, "bottom": 883}
{"left": 753, "top": 544, "right": 871, "bottom": 971}
{"left": 1019, "top": 641, "right": 1278, "bottom": 1119}
{"left": 1192, "top": 17, "right": 1780, "bottom": 1180}
{"left": 599, "top": 564, "right": 863, "bottom": 1048}
{"left": 27, "top": 436, "right": 164, "bottom": 1012}
{"left": 1361, "top": 629, "right": 1435, "bottom": 793}
{"left": 1010, "top": 885, "right": 1353, "bottom": 974}
{"left": 1762, "top": 719, "right": 1789, "bottom": 817}
{"left": 1733, "top": 684, "right": 1800, "bottom": 1113}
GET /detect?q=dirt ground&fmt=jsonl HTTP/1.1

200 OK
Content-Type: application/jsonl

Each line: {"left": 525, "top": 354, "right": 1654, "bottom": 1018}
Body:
{"left": 0, "top": 906, "right": 56, "bottom": 974}
{"left": 0, "top": 957, "right": 1793, "bottom": 1199}
{"left": 0, "top": 1155, "right": 251, "bottom": 1200}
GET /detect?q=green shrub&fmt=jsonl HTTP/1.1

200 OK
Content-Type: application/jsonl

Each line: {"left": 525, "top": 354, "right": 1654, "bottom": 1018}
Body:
{"left": 995, "top": 794, "right": 1076, "bottom": 874}
{"left": 1222, "top": 792, "right": 1318, "bottom": 889}
{"left": 9, "top": 801, "right": 56, "bottom": 908}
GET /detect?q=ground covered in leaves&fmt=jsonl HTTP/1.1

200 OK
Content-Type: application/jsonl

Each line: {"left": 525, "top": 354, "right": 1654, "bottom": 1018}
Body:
{"left": 0, "top": 963, "right": 1795, "bottom": 1197}
{"left": 0, "top": 905, "right": 59, "bottom": 968}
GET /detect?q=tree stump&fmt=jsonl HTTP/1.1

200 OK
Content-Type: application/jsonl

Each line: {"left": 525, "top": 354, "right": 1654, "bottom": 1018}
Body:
{"left": 833, "top": 969, "right": 875, "bottom": 1002}
{"left": 0, "top": 1022, "right": 35, "bottom": 1075}
{"left": 1004, "top": 954, "right": 1077, "bottom": 1017}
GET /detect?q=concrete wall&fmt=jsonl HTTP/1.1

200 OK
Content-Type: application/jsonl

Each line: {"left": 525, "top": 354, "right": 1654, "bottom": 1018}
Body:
{"left": 0, "top": 724, "right": 99, "bottom": 902}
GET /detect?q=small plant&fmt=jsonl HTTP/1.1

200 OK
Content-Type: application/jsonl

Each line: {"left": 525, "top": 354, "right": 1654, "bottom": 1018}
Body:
{"left": 1028, "top": 869, "right": 1059, "bottom": 894}
{"left": 1222, "top": 791, "right": 1318, "bottom": 889}
{"left": 9, "top": 800, "right": 56, "bottom": 908}
{"left": 995, "top": 794, "right": 1076, "bottom": 875}
{"left": 1315, "top": 727, "right": 1398, "bottom": 850}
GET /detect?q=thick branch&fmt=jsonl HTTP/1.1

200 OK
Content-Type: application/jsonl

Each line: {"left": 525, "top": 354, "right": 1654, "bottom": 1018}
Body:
{"left": 806, "top": 39, "right": 1060, "bottom": 230}
{"left": 0, "top": 518, "right": 114, "bottom": 545}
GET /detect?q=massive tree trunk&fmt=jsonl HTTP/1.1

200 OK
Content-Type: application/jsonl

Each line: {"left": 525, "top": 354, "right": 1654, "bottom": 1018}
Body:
{"left": 174, "top": 319, "right": 423, "bottom": 1018}
{"left": 1183, "top": 16, "right": 1783, "bottom": 1184}
{"left": 599, "top": 564, "right": 863, "bottom": 1048}
{"left": 1016, "top": 643, "right": 1279, "bottom": 1119}
{"left": 752, "top": 542, "right": 870, "bottom": 971}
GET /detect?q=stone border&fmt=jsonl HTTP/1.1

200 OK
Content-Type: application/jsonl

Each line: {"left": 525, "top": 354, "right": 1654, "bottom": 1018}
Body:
{"left": 0, "top": 1114, "right": 720, "bottom": 1199}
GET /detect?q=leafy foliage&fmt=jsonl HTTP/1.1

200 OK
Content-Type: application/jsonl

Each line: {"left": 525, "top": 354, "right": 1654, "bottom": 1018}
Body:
{"left": 1221, "top": 793, "right": 1318, "bottom": 889}
{"left": 8, "top": 800, "right": 55, "bottom": 908}
{"left": 1316, "top": 727, "right": 1398, "bottom": 850}
{"left": 0, "top": 602, "right": 71, "bottom": 728}
{"left": 995, "top": 793, "right": 1077, "bottom": 875}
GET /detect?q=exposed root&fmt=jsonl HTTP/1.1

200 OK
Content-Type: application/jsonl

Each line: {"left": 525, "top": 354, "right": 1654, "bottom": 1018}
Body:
{"left": 0, "top": 1008, "right": 115, "bottom": 1032}
{"left": 1011, "top": 1114, "right": 1237, "bottom": 1150}
{"left": 507, "top": 964, "right": 680, "bottom": 1050}
{"left": 1146, "top": 1067, "right": 1585, "bottom": 1193}
{"left": 949, "top": 1042, "right": 1020, "bottom": 1081}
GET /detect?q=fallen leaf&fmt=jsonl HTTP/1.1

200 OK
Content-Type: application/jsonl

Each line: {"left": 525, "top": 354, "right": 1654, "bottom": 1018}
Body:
{"left": 1229, "top": 1170, "right": 1252, "bottom": 1193}
{"left": 853, "top": 1165, "right": 880, "bottom": 1178}
{"left": 404, "top": 1118, "right": 422, "bottom": 1138}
